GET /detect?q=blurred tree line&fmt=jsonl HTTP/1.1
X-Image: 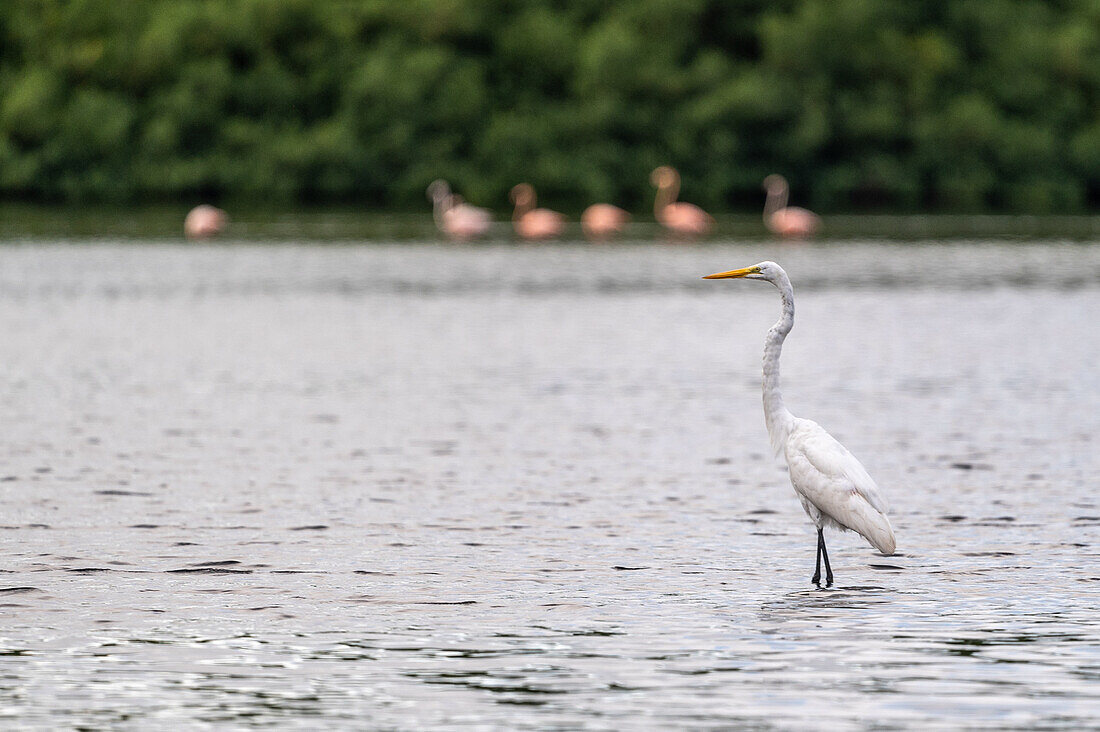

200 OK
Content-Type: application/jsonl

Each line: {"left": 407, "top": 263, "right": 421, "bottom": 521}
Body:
{"left": 2, "top": 0, "right": 1100, "bottom": 212}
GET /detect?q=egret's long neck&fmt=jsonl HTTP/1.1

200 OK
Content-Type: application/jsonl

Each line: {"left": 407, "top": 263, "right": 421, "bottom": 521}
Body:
{"left": 763, "top": 274, "right": 796, "bottom": 454}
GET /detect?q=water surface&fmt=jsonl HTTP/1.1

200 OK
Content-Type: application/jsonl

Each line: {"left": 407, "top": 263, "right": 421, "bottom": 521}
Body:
{"left": 1, "top": 240, "right": 1098, "bottom": 728}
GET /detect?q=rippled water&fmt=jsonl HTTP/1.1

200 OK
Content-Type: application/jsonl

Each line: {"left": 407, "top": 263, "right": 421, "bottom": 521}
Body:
{"left": 1, "top": 240, "right": 1098, "bottom": 728}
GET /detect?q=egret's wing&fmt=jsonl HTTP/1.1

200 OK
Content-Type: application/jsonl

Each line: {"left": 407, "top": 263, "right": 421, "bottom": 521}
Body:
{"left": 789, "top": 420, "right": 889, "bottom": 513}
{"left": 785, "top": 419, "right": 895, "bottom": 554}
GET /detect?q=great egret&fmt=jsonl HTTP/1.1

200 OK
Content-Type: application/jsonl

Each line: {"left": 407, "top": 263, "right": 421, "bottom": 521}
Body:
{"left": 704, "top": 261, "right": 894, "bottom": 585}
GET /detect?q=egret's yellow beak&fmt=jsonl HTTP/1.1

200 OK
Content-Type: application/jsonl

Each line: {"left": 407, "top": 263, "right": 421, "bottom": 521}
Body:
{"left": 703, "top": 266, "right": 758, "bottom": 279}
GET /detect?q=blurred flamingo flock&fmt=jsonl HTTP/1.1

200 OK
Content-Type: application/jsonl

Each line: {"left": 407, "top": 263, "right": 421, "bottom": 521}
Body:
{"left": 186, "top": 169, "right": 818, "bottom": 242}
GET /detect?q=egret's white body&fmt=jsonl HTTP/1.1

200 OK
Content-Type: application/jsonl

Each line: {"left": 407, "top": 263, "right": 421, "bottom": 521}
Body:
{"left": 704, "top": 261, "right": 895, "bottom": 585}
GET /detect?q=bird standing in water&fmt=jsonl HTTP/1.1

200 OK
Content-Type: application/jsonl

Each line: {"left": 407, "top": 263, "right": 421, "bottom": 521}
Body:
{"left": 427, "top": 180, "right": 492, "bottom": 241}
{"left": 184, "top": 205, "right": 227, "bottom": 239}
{"left": 763, "top": 175, "right": 820, "bottom": 238}
{"left": 703, "top": 262, "right": 894, "bottom": 585}
{"left": 651, "top": 166, "right": 713, "bottom": 238}
{"left": 510, "top": 183, "right": 565, "bottom": 240}
{"left": 581, "top": 203, "right": 630, "bottom": 241}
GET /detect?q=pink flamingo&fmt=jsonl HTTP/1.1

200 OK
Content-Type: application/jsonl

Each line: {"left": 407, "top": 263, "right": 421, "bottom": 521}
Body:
{"left": 184, "top": 204, "right": 227, "bottom": 239}
{"left": 763, "top": 174, "right": 820, "bottom": 238}
{"left": 581, "top": 203, "right": 631, "bottom": 241}
{"left": 427, "top": 180, "right": 492, "bottom": 241}
{"left": 510, "top": 183, "right": 565, "bottom": 240}
{"left": 651, "top": 166, "right": 713, "bottom": 238}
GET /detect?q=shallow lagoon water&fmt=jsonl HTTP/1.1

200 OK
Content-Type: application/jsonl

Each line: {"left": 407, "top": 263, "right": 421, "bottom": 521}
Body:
{"left": 0, "top": 240, "right": 1098, "bottom": 728}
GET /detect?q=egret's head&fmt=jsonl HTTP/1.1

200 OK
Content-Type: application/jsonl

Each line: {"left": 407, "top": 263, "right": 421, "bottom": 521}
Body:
{"left": 702, "top": 261, "right": 782, "bottom": 282}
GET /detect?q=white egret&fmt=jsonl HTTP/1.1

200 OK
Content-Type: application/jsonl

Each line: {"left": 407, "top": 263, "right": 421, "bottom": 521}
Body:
{"left": 704, "top": 262, "right": 895, "bottom": 585}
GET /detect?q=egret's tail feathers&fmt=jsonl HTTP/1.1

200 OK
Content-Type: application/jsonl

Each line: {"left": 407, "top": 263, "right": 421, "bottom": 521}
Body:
{"left": 847, "top": 496, "right": 896, "bottom": 555}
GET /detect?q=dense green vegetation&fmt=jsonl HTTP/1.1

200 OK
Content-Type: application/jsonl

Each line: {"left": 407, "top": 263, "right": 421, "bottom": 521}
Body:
{"left": 2, "top": 0, "right": 1100, "bottom": 212}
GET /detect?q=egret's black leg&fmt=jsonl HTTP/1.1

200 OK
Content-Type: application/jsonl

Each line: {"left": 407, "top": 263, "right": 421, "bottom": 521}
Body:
{"left": 820, "top": 530, "right": 834, "bottom": 586}
{"left": 811, "top": 529, "right": 823, "bottom": 585}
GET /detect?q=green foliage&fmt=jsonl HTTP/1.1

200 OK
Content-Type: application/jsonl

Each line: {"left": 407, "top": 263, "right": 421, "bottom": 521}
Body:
{"left": 2, "top": 0, "right": 1100, "bottom": 211}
